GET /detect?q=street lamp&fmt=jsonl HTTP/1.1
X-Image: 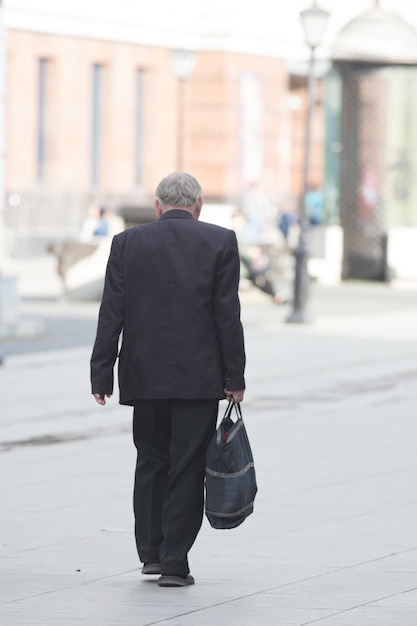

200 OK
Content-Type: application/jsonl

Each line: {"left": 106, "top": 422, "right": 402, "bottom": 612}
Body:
{"left": 287, "top": 2, "right": 329, "bottom": 323}
{"left": 170, "top": 48, "right": 196, "bottom": 172}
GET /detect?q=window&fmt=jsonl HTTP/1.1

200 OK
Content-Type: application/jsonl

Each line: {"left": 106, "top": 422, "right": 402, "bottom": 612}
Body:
{"left": 37, "top": 58, "right": 49, "bottom": 183}
{"left": 135, "top": 69, "right": 145, "bottom": 185}
{"left": 239, "top": 73, "right": 264, "bottom": 187}
{"left": 91, "top": 63, "right": 103, "bottom": 186}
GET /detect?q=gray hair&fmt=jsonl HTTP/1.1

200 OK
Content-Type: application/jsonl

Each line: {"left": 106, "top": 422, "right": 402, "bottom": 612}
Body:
{"left": 155, "top": 172, "right": 202, "bottom": 210}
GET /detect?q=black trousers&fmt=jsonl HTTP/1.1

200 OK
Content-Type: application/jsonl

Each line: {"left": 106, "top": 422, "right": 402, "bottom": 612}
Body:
{"left": 132, "top": 398, "right": 218, "bottom": 577}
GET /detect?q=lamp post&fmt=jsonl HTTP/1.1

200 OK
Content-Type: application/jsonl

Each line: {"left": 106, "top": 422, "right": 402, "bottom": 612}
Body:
{"left": 287, "top": 2, "right": 329, "bottom": 323}
{"left": 170, "top": 48, "right": 196, "bottom": 172}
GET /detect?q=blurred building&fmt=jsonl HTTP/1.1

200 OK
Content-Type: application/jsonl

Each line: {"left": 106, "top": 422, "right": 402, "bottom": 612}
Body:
{"left": 7, "top": 33, "right": 290, "bottom": 250}
{"left": 4, "top": 2, "right": 306, "bottom": 255}
{"left": 2, "top": 0, "right": 417, "bottom": 282}
{"left": 326, "top": 3, "right": 417, "bottom": 281}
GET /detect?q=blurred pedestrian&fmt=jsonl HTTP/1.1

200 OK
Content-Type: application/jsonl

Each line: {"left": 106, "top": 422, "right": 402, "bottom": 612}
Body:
{"left": 90, "top": 172, "right": 246, "bottom": 587}
{"left": 242, "top": 244, "right": 285, "bottom": 304}
{"left": 278, "top": 199, "right": 298, "bottom": 242}
{"left": 93, "top": 207, "right": 109, "bottom": 236}
{"left": 305, "top": 183, "right": 324, "bottom": 226}
{"left": 79, "top": 203, "right": 101, "bottom": 242}
{"left": 232, "top": 210, "right": 285, "bottom": 304}
{"left": 80, "top": 204, "right": 111, "bottom": 241}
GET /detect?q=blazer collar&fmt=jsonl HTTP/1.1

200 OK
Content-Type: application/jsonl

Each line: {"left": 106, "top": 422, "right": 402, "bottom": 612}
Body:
{"left": 159, "top": 209, "right": 194, "bottom": 221}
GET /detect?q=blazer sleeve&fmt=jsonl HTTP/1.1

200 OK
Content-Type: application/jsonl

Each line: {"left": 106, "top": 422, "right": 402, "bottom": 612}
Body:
{"left": 90, "top": 235, "right": 125, "bottom": 395}
{"left": 213, "top": 230, "right": 246, "bottom": 391}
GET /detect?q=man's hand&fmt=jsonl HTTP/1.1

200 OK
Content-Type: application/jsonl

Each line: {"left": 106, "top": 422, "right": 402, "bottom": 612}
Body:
{"left": 93, "top": 393, "right": 112, "bottom": 406}
{"left": 224, "top": 389, "right": 245, "bottom": 403}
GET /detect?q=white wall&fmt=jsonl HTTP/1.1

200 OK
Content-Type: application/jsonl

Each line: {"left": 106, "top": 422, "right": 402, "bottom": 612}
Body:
{"left": 388, "top": 227, "right": 417, "bottom": 280}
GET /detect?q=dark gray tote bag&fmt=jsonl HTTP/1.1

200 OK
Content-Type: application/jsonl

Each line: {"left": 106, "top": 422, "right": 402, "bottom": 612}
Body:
{"left": 205, "top": 400, "right": 257, "bottom": 529}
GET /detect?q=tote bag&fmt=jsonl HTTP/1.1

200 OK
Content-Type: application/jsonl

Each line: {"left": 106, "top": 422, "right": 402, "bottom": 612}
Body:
{"left": 205, "top": 400, "right": 257, "bottom": 529}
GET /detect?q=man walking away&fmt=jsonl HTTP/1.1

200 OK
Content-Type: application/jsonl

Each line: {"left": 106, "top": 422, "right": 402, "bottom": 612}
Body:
{"left": 90, "top": 172, "right": 246, "bottom": 587}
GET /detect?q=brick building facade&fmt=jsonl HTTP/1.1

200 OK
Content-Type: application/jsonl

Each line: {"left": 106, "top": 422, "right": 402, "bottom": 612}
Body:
{"left": 4, "top": 24, "right": 324, "bottom": 252}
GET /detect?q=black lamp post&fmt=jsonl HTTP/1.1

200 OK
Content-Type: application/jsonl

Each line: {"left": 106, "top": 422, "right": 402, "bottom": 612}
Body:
{"left": 287, "top": 2, "right": 329, "bottom": 323}
{"left": 170, "top": 48, "right": 196, "bottom": 172}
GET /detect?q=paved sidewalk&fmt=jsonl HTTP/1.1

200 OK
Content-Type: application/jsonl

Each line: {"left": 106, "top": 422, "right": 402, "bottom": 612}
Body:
{"left": 1, "top": 283, "right": 417, "bottom": 625}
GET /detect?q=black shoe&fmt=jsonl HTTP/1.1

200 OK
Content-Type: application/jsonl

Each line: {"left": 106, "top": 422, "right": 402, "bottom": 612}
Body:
{"left": 142, "top": 563, "right": 161, "bottom": 575}
{"left": 158, "top": 574, "right": 195, "bottom": 587}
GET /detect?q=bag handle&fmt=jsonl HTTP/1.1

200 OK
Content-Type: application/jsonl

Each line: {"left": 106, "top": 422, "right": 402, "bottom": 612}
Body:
{"left": 222, "top": 398, "right": 243, "bottom": 422}
{"left": 234, "top": 401, "right": 243, "bottom": 420}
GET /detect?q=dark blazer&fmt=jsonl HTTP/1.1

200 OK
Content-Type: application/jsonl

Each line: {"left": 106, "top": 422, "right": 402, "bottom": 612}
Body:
{"left": 90, "top": 210, "right": 245, "bottom": 405}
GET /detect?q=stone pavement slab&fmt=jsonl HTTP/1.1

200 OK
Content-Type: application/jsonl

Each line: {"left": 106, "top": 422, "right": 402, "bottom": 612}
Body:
{"left": 1, "top": 286, "right": 417, "bottom": 625}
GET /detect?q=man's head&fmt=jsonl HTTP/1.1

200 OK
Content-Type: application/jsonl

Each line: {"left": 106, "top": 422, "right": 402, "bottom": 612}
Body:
{"left": 154, "top": 172, "right": 203, "bottom": 219}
